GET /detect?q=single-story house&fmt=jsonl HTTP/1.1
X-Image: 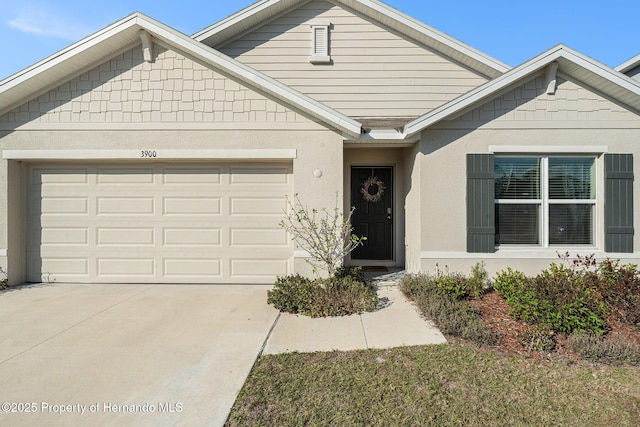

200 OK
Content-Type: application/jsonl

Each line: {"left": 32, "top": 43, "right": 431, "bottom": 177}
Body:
{"left": 1, "top": 0, "right": 639, "bottom": 285}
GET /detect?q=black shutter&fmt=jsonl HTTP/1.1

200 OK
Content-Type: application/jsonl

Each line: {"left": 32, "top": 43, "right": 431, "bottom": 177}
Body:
{"left": 605, "top": 154, "right": 634, "bottom": 253}
{"left": 467, "top": 154, "right": 495, "bottom": 253}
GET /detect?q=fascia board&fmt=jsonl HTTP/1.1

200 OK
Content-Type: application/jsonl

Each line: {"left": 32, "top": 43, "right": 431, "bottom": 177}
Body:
{"left": 404, "top": 45, "right": 640, "bottom": 137}
{"left": 0, "top": 14, "right": 140, "bottom": 91}
{"left": 136, "top": 15, "right": 362, "bottom": 137}
{"left": 615, "top": 54, "right": 640, "bottom": 73}
{"left": 192, "top": 0, "right": 280, "bottom": 41}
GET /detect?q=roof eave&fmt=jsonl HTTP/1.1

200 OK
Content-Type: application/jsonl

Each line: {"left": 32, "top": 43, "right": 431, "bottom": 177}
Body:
{"left": 615, "top": 53, "right": 640, "bottom": 74}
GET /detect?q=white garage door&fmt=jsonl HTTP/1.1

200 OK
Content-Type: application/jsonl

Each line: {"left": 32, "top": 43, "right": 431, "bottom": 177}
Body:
{"left": 27, "top": 162, "right": 293, "bottom": 284}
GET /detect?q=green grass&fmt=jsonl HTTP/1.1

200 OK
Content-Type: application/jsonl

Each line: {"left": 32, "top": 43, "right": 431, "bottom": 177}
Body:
{"left": 227, "top": 342, "right": 640, "bottom": 427}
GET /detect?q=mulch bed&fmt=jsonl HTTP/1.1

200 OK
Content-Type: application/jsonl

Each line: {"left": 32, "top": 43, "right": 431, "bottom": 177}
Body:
{"left": 468, "top": 290, "right": 640, "bottom": 361}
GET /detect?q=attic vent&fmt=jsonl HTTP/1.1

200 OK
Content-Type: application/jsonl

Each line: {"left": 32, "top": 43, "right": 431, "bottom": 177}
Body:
{"left": 309, "top": 21, "right": 331, "bottom": 64}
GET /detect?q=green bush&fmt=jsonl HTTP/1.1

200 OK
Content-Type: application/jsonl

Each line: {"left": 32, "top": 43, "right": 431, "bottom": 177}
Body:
{"left": 567, "top": 333, "right": 640, "bottom": 366}
{"left": 267, "top": 274, "right": 316, "bottom": 315}
{"left": 597, "top": 259, "right": 640, "bottom": 325}
{"left": 267, "top": 273, "right": 377, "bottom": 318}
{"left": 334, "top": 265, "right": 365, "bottom": 282}
{"left": 432, "top": 262, "right": 488, "bottom": 301}
{"left": 400, "top": 273, "right": 496, "bottom": 346}
{"left": 492, "top": 264, "right": 607, "bottom": 335}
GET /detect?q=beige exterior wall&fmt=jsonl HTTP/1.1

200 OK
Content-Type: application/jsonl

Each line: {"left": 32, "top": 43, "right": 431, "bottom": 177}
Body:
{"left": 0, "top": 40, "right": 346, "bottom": 284}
{"left": 415, "top": 75, "right": 640, "bottom": 277}
{"left": 219, "top": 0, "right": 488, "bottom": 119}
{"left": 0, "top": 129, "right": 343, "bottom": 284}
{"left": 0, "top": 44, "right": 308, "bottom": 126}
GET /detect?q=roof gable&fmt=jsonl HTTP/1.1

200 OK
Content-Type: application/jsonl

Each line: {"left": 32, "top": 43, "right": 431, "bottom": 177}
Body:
{"left": 1, "top": 44, "right": 314, "bottom": 127}
{"left": 0, "top": 12, "right": 362, "bottom": 137}
{"left": 218, "top": 0, "right": 489, "bottom": 120}
{"left": 192, "top": 0, "right": 509, "bottom": 79}
{"left": 405, "top": 45, "right": 640, "bottom": 136}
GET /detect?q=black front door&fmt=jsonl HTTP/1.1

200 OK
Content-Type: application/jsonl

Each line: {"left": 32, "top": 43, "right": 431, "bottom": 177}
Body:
{"left": 350, "top": 166, "right": 393, "bottom": 260}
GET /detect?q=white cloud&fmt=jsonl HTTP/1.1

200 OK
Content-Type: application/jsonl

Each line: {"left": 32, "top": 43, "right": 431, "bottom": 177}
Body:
{"left": 7, "top": 6, "right": 93, "bottom": 40}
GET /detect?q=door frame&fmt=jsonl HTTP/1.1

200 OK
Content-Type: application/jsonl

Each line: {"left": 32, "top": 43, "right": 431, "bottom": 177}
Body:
{"left": 347, "top": 164, "right": 396, "bottom": 265}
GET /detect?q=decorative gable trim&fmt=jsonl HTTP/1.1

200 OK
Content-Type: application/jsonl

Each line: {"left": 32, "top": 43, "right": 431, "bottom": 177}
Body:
{"left": 404, "top": 45, "right": 640, "bottom": 137}
{"left": 309, "top": 20, "right": 331, "bottom": 64}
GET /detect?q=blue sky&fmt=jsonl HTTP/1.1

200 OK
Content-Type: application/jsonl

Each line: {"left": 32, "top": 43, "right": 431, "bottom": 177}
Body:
{"left": 1, "top": 0, "right": 638, "bottom": 80}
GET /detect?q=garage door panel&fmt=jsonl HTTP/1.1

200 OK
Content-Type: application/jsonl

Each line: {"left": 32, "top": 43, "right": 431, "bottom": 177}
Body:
{"left": 97, "top": 258, "right": 155, "bottom": 277}
{"left": 97, "top": 228, "right": 155, "bottom": 246}
{"left": 230, "top": 197, "right": 287, "bottom": 216}
{"left": 163, "top": 228, "right": 222, "bottom": 247}
{"left": 27, "top": 162, "right": 293, "bottom": 283}
{"left": 163, "top": 168, "right": 221, "bottom": 184}
{"left": 163, "top": 197, "right": 221, "bottom": 215}
{"left": 40, "top": 227, "right": 89, "bottom": 245}
{"left": 164, "top": 258, "right": 222, "bottom": 278}
{"left": 41, "top": 197, "right": 89, "bottom": 215}
{"left": 32, "top": 168, "right": 90, "bottom": 185}
{"left": 97, "top": 197, "right": 155, "bottom": 215}
{"left": 230, "top": 228, "right": 289, "bottom": 247}
{"left": 39, "top": 258, "right": 89, "bottom": 276}
{"left": 230, "top": 259, "right": 289, "bottom": 278}
{"left": 96, "top": 168, "right": 155, "bottom": 184}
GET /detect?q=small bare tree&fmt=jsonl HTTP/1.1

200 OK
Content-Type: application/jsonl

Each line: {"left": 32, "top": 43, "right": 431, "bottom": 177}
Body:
{"left": 279, "top": 193, "right": 366, "bottom": 277}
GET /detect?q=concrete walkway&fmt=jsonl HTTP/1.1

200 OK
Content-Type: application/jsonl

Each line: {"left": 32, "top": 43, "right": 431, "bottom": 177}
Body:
{"left": 263, "top": 270, "right": 447, "bottom": 354}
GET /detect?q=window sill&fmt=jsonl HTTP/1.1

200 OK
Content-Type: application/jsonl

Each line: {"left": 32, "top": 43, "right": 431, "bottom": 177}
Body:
{"left": 309, "top": 55, "right": 331, "bottom": 64}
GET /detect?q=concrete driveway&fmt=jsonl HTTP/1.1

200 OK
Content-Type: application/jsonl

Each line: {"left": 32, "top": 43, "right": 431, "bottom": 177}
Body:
{"left": 0, "top": 283, "right": 278, "bottom": 427}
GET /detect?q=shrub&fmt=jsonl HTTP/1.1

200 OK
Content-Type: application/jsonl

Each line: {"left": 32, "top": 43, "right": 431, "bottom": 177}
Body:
{"left": 267, "top": 274, "right": 377, "bottom": 318}
{"left": 432, "top": 262, "right": 488, "bottom": 301}
{"left": 492, "top": 264, "right": 607, "bottom": 335}
{"left": 596, "top": 259, "right": 640, "bottom": 325}
{"left": 400, "top": 273, "right": 496, "bottom": 346}
{"left": 434, "top": 273, "right": 469, "bottom": 300}
{"left": 267, "top": 274, "right": 315, "bottom": 315}
{"left": 334, "top": 265, "right": 365, "bottom": 283}
{"left": 567, "top": 333, "right": 640, "bottom": 366}
{"left": 311, "top": 276, "right": 377, "bottom": 317}
{"left": 467, "top": 261, "right": 488, "bottom": 298}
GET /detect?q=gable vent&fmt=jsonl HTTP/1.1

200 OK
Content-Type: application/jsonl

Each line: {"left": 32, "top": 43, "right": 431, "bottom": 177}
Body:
{"left": 309, "top": 21, "right": 331, "bottom": 64}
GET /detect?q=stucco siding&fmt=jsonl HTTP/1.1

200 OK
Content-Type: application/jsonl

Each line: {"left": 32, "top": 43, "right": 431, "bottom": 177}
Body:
{"left": 0, "top": 44, "right": 308, "bottom": 126}
{"left": 219, "top": 0, "right": 488, "bottom": 119}
{"left": 415, "top": 77, "right": 640, "bottom": 277}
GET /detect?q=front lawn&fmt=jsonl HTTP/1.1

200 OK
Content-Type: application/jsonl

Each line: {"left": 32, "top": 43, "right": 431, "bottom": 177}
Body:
{"left": 227, "top": 342, "right": 640, "bottom": 426}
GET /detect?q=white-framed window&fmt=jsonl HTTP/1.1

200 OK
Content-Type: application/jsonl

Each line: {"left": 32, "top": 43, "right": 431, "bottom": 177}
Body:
{"left": 309, "top": 21, "right": 331, "bottom": 64}
{"left": 494, "top": 156, "right": 596, "bottom": 247}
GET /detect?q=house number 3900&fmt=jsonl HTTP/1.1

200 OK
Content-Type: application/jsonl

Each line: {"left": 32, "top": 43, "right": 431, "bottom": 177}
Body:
{"left": 141, "top": 150, "right": 157, "bottom": 158}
